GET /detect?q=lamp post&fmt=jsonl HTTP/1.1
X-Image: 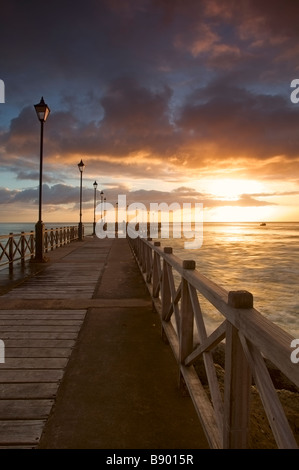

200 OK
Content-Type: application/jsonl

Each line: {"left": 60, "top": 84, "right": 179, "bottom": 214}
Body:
{"left": 78, "top": 159, "right": 85, "bottom": 240}
{"left": 116, "top": 201, "right": 118, "bottom": 237}
{"left": 33, "top": 97, "right": 50, "bottom": 262}
{"left": 93, "top": 180, "right": 98, "bottom": 236}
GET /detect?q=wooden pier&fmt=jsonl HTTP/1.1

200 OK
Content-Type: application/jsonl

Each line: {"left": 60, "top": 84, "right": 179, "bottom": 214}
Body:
{"left": 0, "top": 236, "right": 208, "bottom": 449}
{"left": 0, "top": 233, "right": 298, "bottom": 449}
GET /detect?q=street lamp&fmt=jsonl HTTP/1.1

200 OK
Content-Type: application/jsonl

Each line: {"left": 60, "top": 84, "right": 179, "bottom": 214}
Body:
{"left": 93, "top": 180, "right": 98, "bottom": 236}
{"left": 78, "top": 159, "right": 85, "bottom": 240}
{"left": 33, "top": 96, "right": 50, "bottom": 262}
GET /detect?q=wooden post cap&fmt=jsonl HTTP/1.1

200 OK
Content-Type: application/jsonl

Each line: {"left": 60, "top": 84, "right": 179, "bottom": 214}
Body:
{"left": 154, "top": 241, "right": 161, "bottom": 246}
{"left": 183, "top": 260, "right": 196, "bottom": 270}
{"left": 164, "top": 247, "right": 173, "bottom": 254}
{"left": 228, "top": 290, "right": 253, "bottom": 309}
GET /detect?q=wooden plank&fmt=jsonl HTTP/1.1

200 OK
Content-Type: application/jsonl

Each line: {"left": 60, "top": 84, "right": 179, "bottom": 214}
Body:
{"left": 4, "top": 347, "right": 72, "bottom": 357}
{"left": 0, "top": 369, "right": 64, "bottom": 382}
{"left": 0, "top": 383, "right": 58, "bottom": 399}
{"left": 0, "top": 313, "right": 85, "bottom": 319}
{"left": 185, "top": 320, "right": 227, "bottom": 366}
{"left": 180, "top": 278, "right": 194, "bottom": 364}
{"left": 0, "top": 399, "right": 54, "bottom": 419}
{"left": 3, "top": 339, "right": 75, "bottom": 347}
{"left": 0, "top": 325, "right": 81, "bottom": 332}
{"left": 0, "top": 420, "right": 46, "bottom": 445}
{"left": 7, "top": 287, "right": 95, "bottom": 292}
{"left": 188, "top": 284, "right": 224, "bottom": 435}
{"left": 180, "top": 364, "right": 222, "bottom": 449}
{"left": 0, "top": 319, "right": 83, "bottom": 326}
{"left": 165, "top": 266, "right": 181, "bottom": 332}
{"left": 162, "top": 320, "right": 180, "bottom": 361}
{"left": 0, "top": 445, "right": 39, "bottom": 449}
{"left": 0, "top": 309, "right": 86, "bottom": 315}
{"left": 3, "top": 294, "right": 94, "bottom": 299}
{"left": 0, "top": 332, "right": 78, "bottom": 339}
{"left": 0, "top": 357, "right": 68, "bottom": 368}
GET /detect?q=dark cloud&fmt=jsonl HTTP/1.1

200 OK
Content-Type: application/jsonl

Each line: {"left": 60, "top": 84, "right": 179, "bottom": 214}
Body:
{"left": 176, "top": 81, "right": 299, "bottom": 163}
{"left": 1, "top": 0, "right": 299, "bottom": 219}
{"left": 0, "top": 184, "right": 278, "bottom": 213}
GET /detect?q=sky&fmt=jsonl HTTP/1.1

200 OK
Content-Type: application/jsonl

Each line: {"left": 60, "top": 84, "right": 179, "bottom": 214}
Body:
{"left": 1, "top": 0, "right": 299, "bottom": 224}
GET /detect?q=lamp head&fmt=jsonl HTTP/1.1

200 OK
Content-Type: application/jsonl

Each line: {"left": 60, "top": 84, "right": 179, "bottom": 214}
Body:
{"left": 34, "top": 97, "right": 50, "bottom": 122}
{"left": 78, "top": 159, "right": 85, "bottom": 173}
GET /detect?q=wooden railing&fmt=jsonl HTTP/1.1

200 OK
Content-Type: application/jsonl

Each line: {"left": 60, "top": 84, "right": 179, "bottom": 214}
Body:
{"left": 0, "top": 225, "right": 80, "bottom": 268}
{"left": 44, "top": 226, "right": 80, "bottom": 253}
{"left": 128, "top": 234, "right": 299, "bottom": 449}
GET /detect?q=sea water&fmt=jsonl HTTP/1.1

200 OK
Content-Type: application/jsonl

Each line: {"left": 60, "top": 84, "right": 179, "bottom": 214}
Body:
{"left": 157, "top": 222, "right": 299, "bottom": 339}
{"left": 0, "top": 221, "right": 298, "bottom": 338}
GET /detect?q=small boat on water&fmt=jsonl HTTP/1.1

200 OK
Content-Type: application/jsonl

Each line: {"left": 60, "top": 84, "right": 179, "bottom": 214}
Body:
{"left": 260, "top": 222, "right": 266, "bottom": 226}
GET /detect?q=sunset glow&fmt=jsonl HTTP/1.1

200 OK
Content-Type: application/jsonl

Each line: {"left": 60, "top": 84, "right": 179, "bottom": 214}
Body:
{"left": 1, "top": 1, "right": 299, "bottom": 224}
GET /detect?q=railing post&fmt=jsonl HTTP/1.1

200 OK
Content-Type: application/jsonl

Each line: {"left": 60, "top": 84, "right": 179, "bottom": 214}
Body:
{"left": 146, "top": 238, "right": 152, "bottom": 282}
{"left": 50, "top": 229, "right": 53, "bottom": 251}
{"left": 44, "top": 229, "right": 48, "bottom": 253}
{"left": 179, "top": 260, "right": 196, "bottom": 390}
{"left": 8, "top": 233, "right": 13, "bottom": 269}
{"left": 161, "top": 247, "right": 172, "bottom": 320}
{"left": 21, "top": 232, "right": 25, "bottom": 263}
{"left": 161, "top": 247, "right": 172, "bottom": 343}
{"left": 152, "top": 242, "right": 161, "bottom": 298}
{"left": 223, "top": 290, "right": 253, "bottom": 449}
{"left": 30, "top": 231, "right": 34, "bottom": 258}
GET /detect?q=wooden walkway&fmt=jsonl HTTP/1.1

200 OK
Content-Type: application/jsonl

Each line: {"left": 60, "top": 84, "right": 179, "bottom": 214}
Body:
{"left": 0, "top": 236, "right": 208, "bottom": 449}
{"left": 0, "top": 237, "right": 112, "bottom": 448}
